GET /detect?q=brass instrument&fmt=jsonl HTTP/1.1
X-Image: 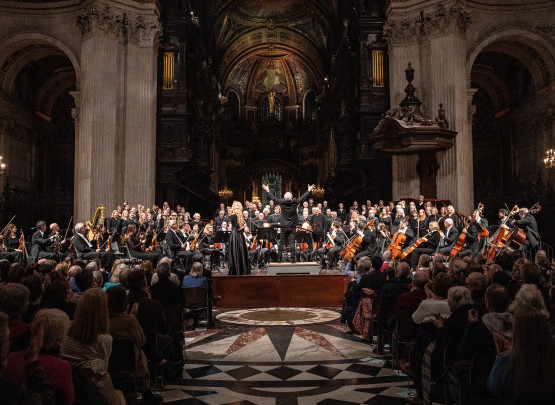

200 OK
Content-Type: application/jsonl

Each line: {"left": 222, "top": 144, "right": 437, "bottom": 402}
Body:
{"left": 85, "top": 205, "right": 105, "bottom": 242}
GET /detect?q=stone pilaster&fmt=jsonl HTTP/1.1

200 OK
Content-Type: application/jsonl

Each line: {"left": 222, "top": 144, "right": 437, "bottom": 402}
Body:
{"left": 385, "top": 0, "right": 473, "bottom": 213}
{"left": 124, "top": 15, "right": 161, "bottom": 209}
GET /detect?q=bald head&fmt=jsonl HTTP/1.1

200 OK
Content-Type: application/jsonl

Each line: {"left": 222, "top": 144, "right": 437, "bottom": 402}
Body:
{"left": 284, "top": 192, "right": 293, "bottom": 201}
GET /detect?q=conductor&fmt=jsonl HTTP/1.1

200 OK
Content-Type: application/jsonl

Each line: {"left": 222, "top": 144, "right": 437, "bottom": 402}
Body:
{"left": 262, "top": 183, "right": 315, "bottom": 263}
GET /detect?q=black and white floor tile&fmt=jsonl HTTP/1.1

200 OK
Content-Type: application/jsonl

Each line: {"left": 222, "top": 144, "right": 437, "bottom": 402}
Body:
{"left": 160, "top": 309, "right": 414, "bottom": 404}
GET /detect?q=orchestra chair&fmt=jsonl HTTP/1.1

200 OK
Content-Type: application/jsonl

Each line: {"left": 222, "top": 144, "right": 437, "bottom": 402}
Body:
{"left": 182, "top": 286, "right": 211, "bottom": 330}
{"left": 124, "top": 245, "right": 143, "bottom": 266}
{"left": 108, "top": 337, "right": 140, "bottom": 404}
{"left": 110, "top": 241, "right": 125, "bottom": 258}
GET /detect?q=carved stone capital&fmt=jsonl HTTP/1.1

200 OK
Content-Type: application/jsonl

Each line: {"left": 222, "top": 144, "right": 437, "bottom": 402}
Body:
{"left": 128, "top": 15, "right": 163, "bottom": 47}
{"left": 383, "top": 16, "right": 419, "bottom": 45}
{"left": 76, "top": 5, "right": 162, "bottom": 47}
{"left": 76, "top": 6, "right": 128, "bottom": 42}
{"left": 384, "top": 0, "right": 471, "bottom": 45}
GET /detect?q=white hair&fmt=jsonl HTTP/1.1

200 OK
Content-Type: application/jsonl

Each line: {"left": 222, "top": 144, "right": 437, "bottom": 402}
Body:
{"left": 284, "top": 192, "right": 293, "bottom": 201}
{"left": 75, "top": 222, "right": 84, "bottom": 232}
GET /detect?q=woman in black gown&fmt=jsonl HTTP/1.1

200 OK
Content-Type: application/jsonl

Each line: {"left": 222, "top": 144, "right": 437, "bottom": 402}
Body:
{"left": 228, "top": 201, "right": 250, "bottom": 275}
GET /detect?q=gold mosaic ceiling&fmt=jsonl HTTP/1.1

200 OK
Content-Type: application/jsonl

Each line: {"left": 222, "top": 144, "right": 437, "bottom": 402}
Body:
{"left": 210, "top": 0, "right": 337, "bottom": 104}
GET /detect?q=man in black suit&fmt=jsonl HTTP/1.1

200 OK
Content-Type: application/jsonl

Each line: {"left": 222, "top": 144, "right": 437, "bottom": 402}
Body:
{"left": 317, "top": 221, "right": 346, "bottom": 269}
{"left": 512, "top": 207, "right": 540, "bottom": 254}
{"left": 263, "top": 183, "right": 315, "bottom": 263}
{"left": 164, "top": 220, "right": 193, "bottom": 272}
{"left": 438, "top": 218, "right": 460, "bottom": 255}
{"left": 72, "top": 222, "right": 115, "bottom": 269}
{"left": 310, "top": 207, "right": 325, "bottom": 232}
{"left": 30, "top": 220, "right": 56, "bottom": 262}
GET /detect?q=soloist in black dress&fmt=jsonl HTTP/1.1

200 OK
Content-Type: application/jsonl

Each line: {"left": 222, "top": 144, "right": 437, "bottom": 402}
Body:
{"left": 227, "top": 214, "right": 251, "bottom": 275}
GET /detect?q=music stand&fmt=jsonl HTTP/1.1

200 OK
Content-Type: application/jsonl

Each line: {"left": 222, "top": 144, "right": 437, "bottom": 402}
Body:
{"left": 256, "top": 227, "right": 277, "bottom": 243}
{"left": 312, "top": 231, "right": 325, "bottom": 245}
{"left": 214, "top": 231, "right": 229, "bottom": 244}
{"left": 295, "top": 231, "right": 312, "bottom": 245}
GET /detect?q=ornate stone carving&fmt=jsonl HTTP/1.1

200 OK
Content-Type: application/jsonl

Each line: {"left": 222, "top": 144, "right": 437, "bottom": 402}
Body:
{"left": 129, "top": 15, "right": 163, "bottom": 46}
{"left": 76, "top": 6, "right": 127, "bottom": 40}
{"left": 76, "top": 5, "right": 162, "bottom": 46}
{"left": 384, "top": 0, "right": 471, "bottom": 44}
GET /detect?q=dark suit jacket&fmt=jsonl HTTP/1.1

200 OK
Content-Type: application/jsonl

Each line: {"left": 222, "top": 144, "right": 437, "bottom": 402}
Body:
{"left": 442, "top": 225, "right": 460, "bottom": 247}
{"left": 267, "top": 190, "right": 311, "bottom": 228}
{"left": 164, "top": 230, "right": 184, "bottom": 252}
{"left": 72, "top": 233, "right": 94, "bottom": 254}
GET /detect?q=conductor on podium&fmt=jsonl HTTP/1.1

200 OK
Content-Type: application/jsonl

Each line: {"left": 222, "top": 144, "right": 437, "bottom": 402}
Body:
{"left": 263, "top": 183, "right": 315, "bottom": 263}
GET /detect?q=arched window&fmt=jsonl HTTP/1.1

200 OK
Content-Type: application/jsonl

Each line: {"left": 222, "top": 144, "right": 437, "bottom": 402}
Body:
{"left": 227, "top": 90, "right": 240, "bottom": 123}
{"left": 303, "top": 90, "right": 316, "bottom": 124}
{"left": 261, "top": 95, "right": 282, "bottom": 122}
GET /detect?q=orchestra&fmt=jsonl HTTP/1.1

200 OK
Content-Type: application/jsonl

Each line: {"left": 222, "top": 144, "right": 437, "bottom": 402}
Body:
{"left": 0, "top": 194, "right": 547, "bottom": 273}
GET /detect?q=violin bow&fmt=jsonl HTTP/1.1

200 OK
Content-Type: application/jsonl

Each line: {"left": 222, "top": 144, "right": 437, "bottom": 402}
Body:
{"left": 0, "top": 215, "right": 16, "bottom": 235}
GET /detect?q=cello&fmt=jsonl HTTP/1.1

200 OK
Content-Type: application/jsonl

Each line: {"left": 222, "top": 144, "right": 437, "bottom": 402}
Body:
{"left": 400, "top": 230, "right": 437, "bottom": 260}
{"left": 340, "top": 232, "right": 363, "bottom": 262}
{"left": 387, "top": 231, "right": 406, "bottom": 260}
{"left": 485, "top": 205, "right": 519, "bottom": 264}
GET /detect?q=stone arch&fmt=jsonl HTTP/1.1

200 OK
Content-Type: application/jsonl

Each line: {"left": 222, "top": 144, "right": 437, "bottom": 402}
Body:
{"left": 467, "top": 28, "right": 554, "bottom": 223}
{"left": 0, "top": 32, "right": 81, "bottom": 91}
{"left": 467, "top": 29, "right": 554, "bottom": 90}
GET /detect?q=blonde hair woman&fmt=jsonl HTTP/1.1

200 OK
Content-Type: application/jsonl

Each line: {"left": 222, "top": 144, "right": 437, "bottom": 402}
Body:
{"left": 228, "top": 201, "right": 250, "bottom": 275}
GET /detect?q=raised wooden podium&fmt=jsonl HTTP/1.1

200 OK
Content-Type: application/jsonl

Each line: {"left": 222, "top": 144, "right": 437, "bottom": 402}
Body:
{"left": 212, "top": 272, "right": 351, "bottom": 308}
{"left": 266, "top": 262, "right": 320, "bottom": 275}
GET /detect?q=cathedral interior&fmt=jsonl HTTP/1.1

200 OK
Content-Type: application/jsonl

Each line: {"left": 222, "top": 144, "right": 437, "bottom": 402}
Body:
{"left": 0, "top": 0, "right": 553, "bottom": 245}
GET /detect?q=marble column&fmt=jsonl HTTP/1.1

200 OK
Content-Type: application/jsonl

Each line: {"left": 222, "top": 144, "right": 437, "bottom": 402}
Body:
{"left": 75, "top": 3, "right": 161, "bottom": 222}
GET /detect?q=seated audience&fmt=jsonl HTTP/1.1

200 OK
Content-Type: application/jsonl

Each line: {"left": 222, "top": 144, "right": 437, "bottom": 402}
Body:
{"left": 5, "top": 309, "right": 74, "bottom": 404}
{"left": 60, "top": 288, "right": 126, "bottom": 405}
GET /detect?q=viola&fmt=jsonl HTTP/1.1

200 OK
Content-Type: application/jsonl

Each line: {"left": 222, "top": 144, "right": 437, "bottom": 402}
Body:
{"left": 400, "top": 230, "right": 437, "bottom": 259}
{"left": 386, "top": 231, "right": 406, "bottom": 259}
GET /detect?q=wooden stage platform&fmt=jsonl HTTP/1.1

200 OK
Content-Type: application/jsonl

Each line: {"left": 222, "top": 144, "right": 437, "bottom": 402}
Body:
{"left": 211, "top": 272, "right": 351, "bottom": 308}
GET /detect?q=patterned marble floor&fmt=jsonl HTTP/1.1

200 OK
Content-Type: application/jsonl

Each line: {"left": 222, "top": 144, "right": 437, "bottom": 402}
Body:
{"left": 160, "top": 308, "right": 414, "bottom": 404}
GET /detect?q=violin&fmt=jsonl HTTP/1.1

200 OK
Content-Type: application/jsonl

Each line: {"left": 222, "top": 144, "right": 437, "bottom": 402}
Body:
{"left": 18, "top": 229, "right": 24, "bottom": 251}
{"left": 214, "top": 243, "right": 222, "bottom": 249}
{"left": 386, "top": 231, "right": 406, "bottom": 259}
{"left": 475, "top": 203, "right": 489, "bottom": 240}
{"left": 250, "top": 236, "right": 257, "bottom": 250}
{"left": 400, "top": 230, "right": 437, "bottom": 259}
{"left": 299, "top": 242, "right": 309, "bottom": 250}
{"left": 150, "top": 230, "right": 159, "bottom": 252}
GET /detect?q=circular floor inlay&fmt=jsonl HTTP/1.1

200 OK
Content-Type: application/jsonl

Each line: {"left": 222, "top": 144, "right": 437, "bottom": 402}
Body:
{"left": 217, "top": 307, "right": 340, "bottom": 326}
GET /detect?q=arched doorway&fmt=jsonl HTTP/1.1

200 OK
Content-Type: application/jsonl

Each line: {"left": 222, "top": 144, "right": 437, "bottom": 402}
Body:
{"left": 0, "top": 35, "right": 78, "bottom": 227}
{"left": 469, "top": 32, "right": 554, "bottom": 243}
